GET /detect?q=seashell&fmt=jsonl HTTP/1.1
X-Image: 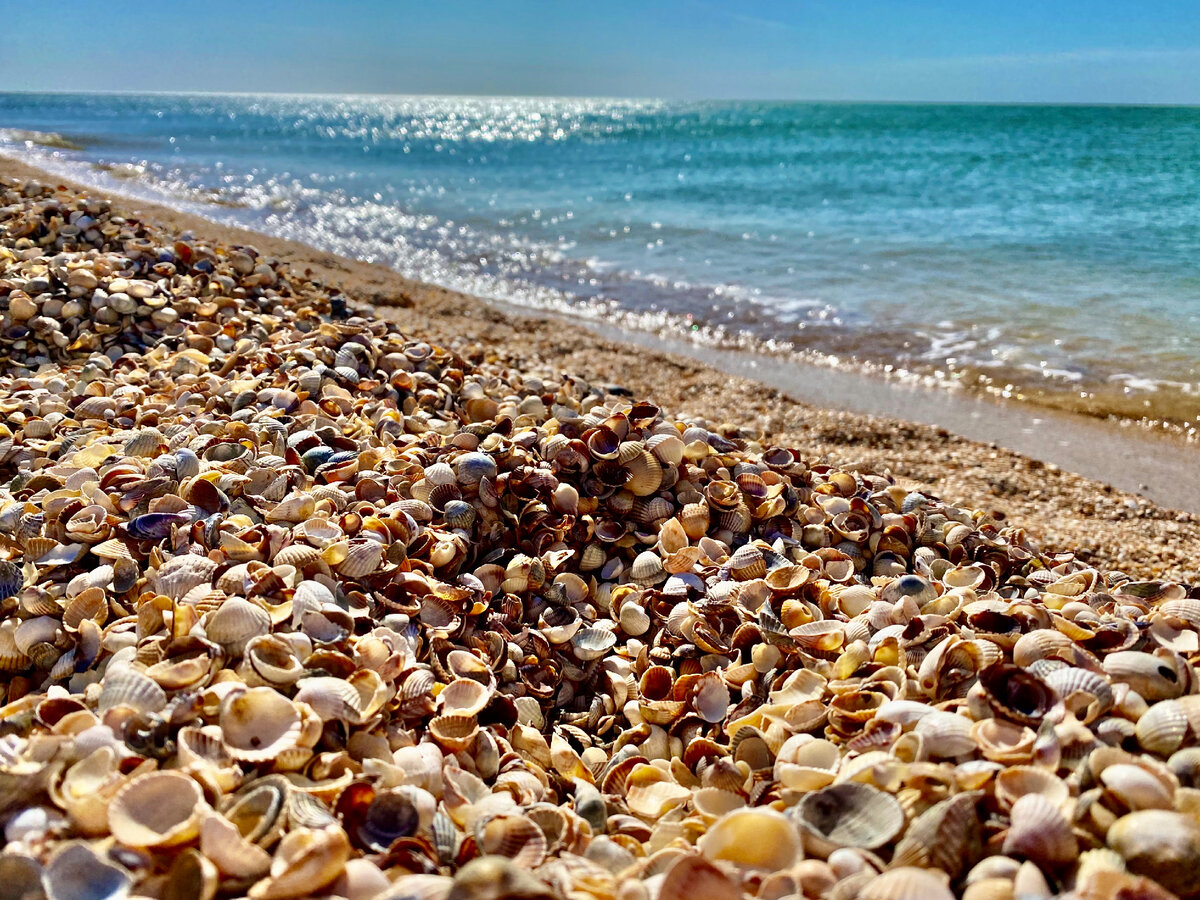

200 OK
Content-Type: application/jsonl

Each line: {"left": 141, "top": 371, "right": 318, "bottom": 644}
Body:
{"left": 1043, "top": 666, "right": 1114, "bottom": 724}
{"left": 126, "top": 512, "right": 190, "bottom": 542}
{"left": 241, "top": 634, "right": 305, "bottom": 687}
{"left": 1100, "top": 763, "right": 1174, "bottom": 810}
{"left": 15, "top": 616, "right": 61, "bottom": 655}
{"left": 1001, "top": 793, "right": 1077, "bottom": 868}
{"left": 618, "top": 598, "right": 652, "bottom": 636}
{"left": 859, "top": 868, "right": 955, "bottom": 900}
{"left": 697, "top": 807, "right": 801, "bottom": 871}
{"left": 579, "top": 542, "right": 607, "bottom": 571}
{"left": 793, "top": 782, "right": 904, "bottom": 854}
{"left": 165, "top": 847, "right": 218, "bottom": 900}
{"left": 42, "top": 841, "right": 133, "bottom": 900}
{"left": 108, "top": 771, "right": 206, "bottom": 848}
{"left": 914, "top": 710, "right": 976, "bottom": 758}
{"left": 219, "top": 687, "right": 303, "bottom": 762}
{"left": 477, "top": 812, "right": 547, "bottom": 868}
{"left": 437, "top": 678, "right": 492, "bottom": 717}
{"left": 448, "top": 858, "right": 555, "bottom": 900}
{"left": 153, "top": 554, "right": 218, "bottom": 601}
{"left": 657, "top": 855, "right": 741, "bottom": 900}
{"left": 728, "top": 543, "right": 766, "bottom": 581}
{"left": 220, "top": 776, "right": 291, "bottom": 846}
{"left": 205, "top": 597, "right": 271, "bottom": 656}
{"left": 630, "top": 550, "right": 666, "bottom": 586}
{"left": 99, "top": 666, "right": 167, "bottom": 715}
{"left": 200, "top": 811, "right": 272, "bottom": 878}
{"left": 1107, "top": 810, "right": 1200, "bottom": 897}
{"left": 442, "top": 499, "right": 475, "bottom": 529}
{"left": 625, "top": 766, "right": 691, "bottom": 819}
{"left": 571, "top": 626, "right": 617, "bottom": 661}
{"left": 994, "top": 767, "right": 1068, "bottom": 812}
{"left": 338, "top": 540, "right": 383, "bottom": 577}
{"left": 679, "top": 502, "right": 710, "bottom": 539}
{"left": 790, "top": 619, "right": 845, "bottom": 653}
{"left": 429, "top": 714, "right": 479, "bottom": 751}
{"left": 619, "top": 441, "right": 667, "bottom": 496}
{"left": 692, "top": 787, "right": 746, "bottom": 823}
{"left": 1104, "top": 651, "right": 1186, "bottom": 702}
{"left": 0, "top": 559, "right": 24, "bottom": 599}
{"left": 891, "top": 792, "right": 981, "bottom": 878}
{"left": 972, "top": 718, "right": 1037, "bottom": 764}
{"left": 1136, "top": 699, "right": 1189, "bottom": 756}
{"left": 453, "top": 451, "right": 497, "bottom": 486}
{"left": 349, "top": 789, "right": 419, "bottom": 853}
{"left": 647, "top": 433, "right": 685, "bottom": 466}
{"left": 978, "top": 662, "right": 1061, "bottom": 726}
{"left": 1168, "top": 747, "right": 1200, "bottom": 787}
{"left": 248, "top": 825, "right": 351, "bottom": 900}
{"left": 693, "top": 672, "right": 730, "bottom": 724}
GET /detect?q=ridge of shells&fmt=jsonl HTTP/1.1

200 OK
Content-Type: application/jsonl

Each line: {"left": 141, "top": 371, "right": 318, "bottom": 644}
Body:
{"left": 0, "top": 177, "right": 1198, "bottom": 900}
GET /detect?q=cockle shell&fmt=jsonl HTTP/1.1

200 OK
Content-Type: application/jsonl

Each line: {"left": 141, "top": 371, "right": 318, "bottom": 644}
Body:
{"left": 438, "top": 678, "right": 492, "bottom": 717}
{"left": 859, "top": 868, "right": 955, "bottom": 900}
{"left": 1136, "top": 699, "right": 1190, "bottom": 756}
{"left": 201, "top": 812, "right": 272, "bottom": 879}
{"left": 1103, "top": 652, "right": 1185, "bottom": 701}
{"left": 42, "top": 841, "right": 133, "bottom": 900}
{"left": 1100, "top": 763, "right": 1174, "bottom": 810}
{"left": 219, "top": 687, "right": 303, "bottom": 761}
{"left": 793, "top": 782, "right": 905, "bottom": 854}
{"left": 108, "top": 771, "right": 206, "bottom": 848}
{"left": 248, "top": 826, "right": 351, "bottom": 900}
{"left": 1107, "top": 810, "right": 1200, "bottom": 897}
{"left": 697, "top": 807, "right": 801, "bottom": 871}
{"left": 205, "top": 597, "right": 271, "bottom": 656}
{"left": 1001, "top": 793, "right": 1077, "bottom": 868}
{"left": 98, "top": 666, "right": 167, "bottom": 715}
{"left": 476, "top": 813, "right": 547, "bottom": 868}
{"left": 240, "top": 634, "right": 304, "bottom": 687}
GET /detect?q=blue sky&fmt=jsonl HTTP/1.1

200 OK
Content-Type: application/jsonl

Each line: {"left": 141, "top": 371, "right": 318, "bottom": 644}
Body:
{"left": 7, "top": 1, "right": 1200, "bottom": 103}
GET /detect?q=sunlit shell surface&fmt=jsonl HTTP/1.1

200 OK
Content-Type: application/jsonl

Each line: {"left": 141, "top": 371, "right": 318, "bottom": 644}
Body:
{"left": 0, "top": 177, "right": 1197, "bottom": 900}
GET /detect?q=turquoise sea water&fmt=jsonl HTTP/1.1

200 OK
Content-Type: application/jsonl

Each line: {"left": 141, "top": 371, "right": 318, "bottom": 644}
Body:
{"left": 2, "top": 93, "right": 1198, "bottom": 421}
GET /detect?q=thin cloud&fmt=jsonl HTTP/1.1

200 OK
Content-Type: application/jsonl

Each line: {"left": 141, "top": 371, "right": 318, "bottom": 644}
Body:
{"left": 728, "top": 12, "right": 795, "bottom": 31}
{"left": 899, "top": 46, "right": 1200, "bottom": 70}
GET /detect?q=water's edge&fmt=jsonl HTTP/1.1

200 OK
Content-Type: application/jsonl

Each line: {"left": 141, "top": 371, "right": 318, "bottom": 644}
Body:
{"left": 5, "top": 151, "right": 1197, "bottom": 513}
{"left": 499, "top": 299, "right": 1200, "bottom": 513}
{"left": 2, "top": 98, "right": 1199, "bottom": 438}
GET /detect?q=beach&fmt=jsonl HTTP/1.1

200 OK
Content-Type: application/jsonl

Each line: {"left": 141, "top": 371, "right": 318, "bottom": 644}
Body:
{"left": 2, "top": 154, "right": 1193, "bottom": 582}
{"left": 3, "top": 157, "right": 1200, "bottom": 900}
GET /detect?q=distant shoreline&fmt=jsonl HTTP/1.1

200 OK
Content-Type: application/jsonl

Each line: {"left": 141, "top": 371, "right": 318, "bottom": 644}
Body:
{"left": 4, "top": 89, "right": 1200, "bottom": 108}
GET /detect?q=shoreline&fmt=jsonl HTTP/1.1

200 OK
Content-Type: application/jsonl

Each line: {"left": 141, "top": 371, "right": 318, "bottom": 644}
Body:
{"left": 4, "top": 154, "right": 1197, "bottom": 581}
{"left": 6, "top": 133, "right": 1200, "bottom": 442}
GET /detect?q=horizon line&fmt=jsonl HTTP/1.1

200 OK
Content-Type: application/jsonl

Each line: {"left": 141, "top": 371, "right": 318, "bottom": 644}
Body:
{"left": 2, "top": 88, "right": 1199, "bottom": 109}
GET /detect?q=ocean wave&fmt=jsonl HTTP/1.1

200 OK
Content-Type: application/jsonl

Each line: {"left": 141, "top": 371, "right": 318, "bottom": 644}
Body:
{"left": 0, "top": 128, "right": 84, "bottom": 151}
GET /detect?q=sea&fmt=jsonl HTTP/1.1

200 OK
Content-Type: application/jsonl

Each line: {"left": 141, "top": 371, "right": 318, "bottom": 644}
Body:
{"left": 2, "top": 93, "right": 1198, "bottom": 426}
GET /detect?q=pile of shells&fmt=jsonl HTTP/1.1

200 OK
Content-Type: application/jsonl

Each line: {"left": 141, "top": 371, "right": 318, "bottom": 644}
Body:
{"left": 0, "top": 176, "right": 1199, "bottom": 900}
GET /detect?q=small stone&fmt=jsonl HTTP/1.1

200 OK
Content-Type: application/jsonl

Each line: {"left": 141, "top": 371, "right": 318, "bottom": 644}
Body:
{"left": 8, "top": 291, "right": 37, "bottom": 320}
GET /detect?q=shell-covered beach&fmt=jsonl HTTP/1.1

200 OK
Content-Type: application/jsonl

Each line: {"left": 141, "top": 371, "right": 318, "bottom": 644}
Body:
{"left": 3, "top": 164, "right": 1200, "bottom": 900}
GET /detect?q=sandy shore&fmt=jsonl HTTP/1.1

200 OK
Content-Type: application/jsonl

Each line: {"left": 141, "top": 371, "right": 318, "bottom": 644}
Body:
{"left": 5, "top": 154, "right": 1196, "bottom": 582}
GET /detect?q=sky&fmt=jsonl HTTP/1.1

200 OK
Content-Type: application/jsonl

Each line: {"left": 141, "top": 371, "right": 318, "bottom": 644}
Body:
{"left": 6, "top": 1, "right": 1200, "bottom": 103}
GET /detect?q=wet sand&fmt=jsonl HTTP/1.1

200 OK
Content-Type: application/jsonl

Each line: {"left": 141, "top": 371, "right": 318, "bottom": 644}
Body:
{"left": 5, "top": 154, "right": 1197, "bottom": 582}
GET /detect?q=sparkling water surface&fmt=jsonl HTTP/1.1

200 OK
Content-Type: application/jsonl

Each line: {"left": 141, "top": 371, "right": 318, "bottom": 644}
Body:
{"left": 3, "top": 94, "right": 1199, "bottom": 420}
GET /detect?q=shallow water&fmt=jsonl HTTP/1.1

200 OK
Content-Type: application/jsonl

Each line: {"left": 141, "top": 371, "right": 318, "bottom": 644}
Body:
{"left": 3, "top": 93, "right": 1199, "bottom": 425}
